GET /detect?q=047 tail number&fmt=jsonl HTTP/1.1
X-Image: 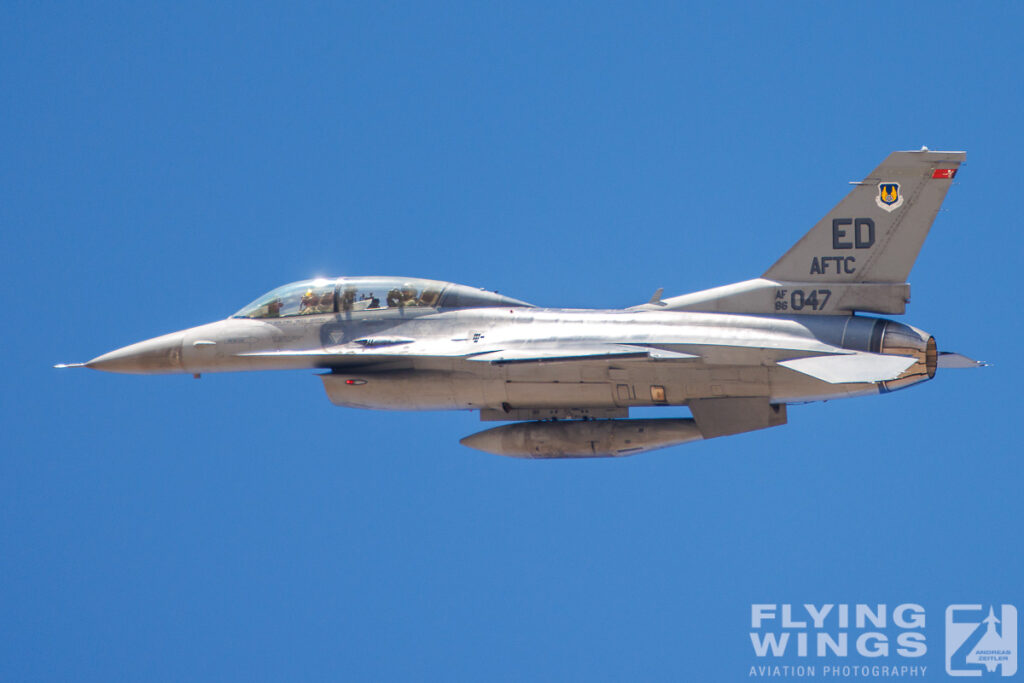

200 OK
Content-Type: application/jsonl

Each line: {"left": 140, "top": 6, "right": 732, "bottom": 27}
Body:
{"left": 774, "top": 289, "right": 831, "bottom": 312}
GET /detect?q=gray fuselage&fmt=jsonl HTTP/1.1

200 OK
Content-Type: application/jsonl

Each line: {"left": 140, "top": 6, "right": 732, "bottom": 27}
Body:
{"left": 85, "top": 305, "right": 936, "bottom": 418}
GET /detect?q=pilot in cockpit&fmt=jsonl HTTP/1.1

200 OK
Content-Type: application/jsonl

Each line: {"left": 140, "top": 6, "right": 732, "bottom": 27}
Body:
{"left": 340, "top": 287, "right": 356, "bottom": 312}
{"left": 400, "top": 283, "right": 419, "bottom": 307}
{"left": 300, "top": 288, "right": 317, "bottom": 314}
{"left": 419, "top": 288, "right": 441, "bottom": 307}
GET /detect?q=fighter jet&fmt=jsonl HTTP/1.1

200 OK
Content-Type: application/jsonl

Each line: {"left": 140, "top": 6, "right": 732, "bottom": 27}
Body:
{"left": 58, "top": 149, "right": 984, "bottom": 458}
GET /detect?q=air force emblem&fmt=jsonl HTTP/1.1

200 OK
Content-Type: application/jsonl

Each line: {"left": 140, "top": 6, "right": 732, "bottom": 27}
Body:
{"left": 876, "top": 182, "right": 903, "bottom": 212}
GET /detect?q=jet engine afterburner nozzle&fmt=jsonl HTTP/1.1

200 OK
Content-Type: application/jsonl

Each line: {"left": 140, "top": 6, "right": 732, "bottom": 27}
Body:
{"left": 879, "top": 321, "right": 937, "bottom": 392}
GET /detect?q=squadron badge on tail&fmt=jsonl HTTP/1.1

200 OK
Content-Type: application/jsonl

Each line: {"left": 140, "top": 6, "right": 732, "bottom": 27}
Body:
{"left": 876, "top": 181, "right": 903, "bottom": 212}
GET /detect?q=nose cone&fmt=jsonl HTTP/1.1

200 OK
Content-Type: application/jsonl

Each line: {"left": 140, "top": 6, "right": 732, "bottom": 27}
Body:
{"left": 86, "top": 331, "right": 185, "bottom": 374}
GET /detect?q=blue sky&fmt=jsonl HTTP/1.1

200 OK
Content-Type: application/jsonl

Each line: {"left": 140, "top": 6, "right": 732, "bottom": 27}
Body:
{"left": 3, "top": 2, "right": 1022, "bottom": 680}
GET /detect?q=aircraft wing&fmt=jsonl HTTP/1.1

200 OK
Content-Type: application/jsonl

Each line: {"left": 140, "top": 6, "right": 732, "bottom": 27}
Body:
{"left": 467, "top": 345, "right": 698, "bottom": 364}
{"left": 240, "top": 342, "right": 699, "bottom": 366}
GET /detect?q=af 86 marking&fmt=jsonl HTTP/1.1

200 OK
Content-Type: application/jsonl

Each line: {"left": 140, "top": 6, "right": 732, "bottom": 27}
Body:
{"left": 775, "top": 288, "right": 832, "bottom": 312}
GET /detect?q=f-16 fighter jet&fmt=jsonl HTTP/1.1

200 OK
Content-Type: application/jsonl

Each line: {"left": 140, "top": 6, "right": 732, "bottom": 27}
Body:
{"left": 58, "top": 149, "right": 984, "bottom": 458}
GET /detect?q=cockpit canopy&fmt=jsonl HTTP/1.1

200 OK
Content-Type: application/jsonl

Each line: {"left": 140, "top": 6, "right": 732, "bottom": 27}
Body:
{"left": 232, "top": 277, "right": 533, "bottom": 319}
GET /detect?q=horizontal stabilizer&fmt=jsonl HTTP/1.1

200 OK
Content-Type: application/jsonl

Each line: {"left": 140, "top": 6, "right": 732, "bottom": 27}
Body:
{"left": 937, "top": 352, "right": 989, "bottom": 369}
{"left": 778, "top": 352, "right": 917, "bottom": 384}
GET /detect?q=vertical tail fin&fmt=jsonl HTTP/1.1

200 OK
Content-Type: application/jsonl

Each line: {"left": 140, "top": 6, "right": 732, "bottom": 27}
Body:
{"left": 763, "top": 149, "right": 965, "bottom": 283}
{"left": 637, "top": 149, "right": 966, "bottom": 316}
